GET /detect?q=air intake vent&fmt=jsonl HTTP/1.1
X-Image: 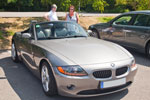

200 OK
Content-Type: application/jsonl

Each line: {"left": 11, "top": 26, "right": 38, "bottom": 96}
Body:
{"left": 93, "top": 70, "right": 112, "bottom": 78}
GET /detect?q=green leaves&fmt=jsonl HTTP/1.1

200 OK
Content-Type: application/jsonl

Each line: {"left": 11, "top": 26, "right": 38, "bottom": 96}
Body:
{"left": 116, "top": 0, "right": 127, "bottom": 5}
{"left": 58, "top": 0, "right": 71, "bottom": 11}
{"left": 116, "top": 0, "right": 150, "bottom": 10}
{"left": 92, "top": 0, "right": 109, "bottom": 13}
{"left": 7, "top": 0, "right": 17, "bottom": 3}
{"left": 41, "top": 0, "right": 52, "bottom": 6}
{"left": 0, "top": 0, "right": 150, "bottom": 12}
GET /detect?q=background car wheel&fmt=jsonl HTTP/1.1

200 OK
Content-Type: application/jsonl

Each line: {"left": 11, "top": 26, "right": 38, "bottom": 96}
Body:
{"left": 146, "top": 43, "right": 150, "bottom": 58}
{"left": 11, "top": 42, "right": 19, "bottom": 62}
{"left": 91, "top": 29, "right": 100, "bottom": 39}
{"left": 41, "top": 62, "right": 57, "bottom": 96}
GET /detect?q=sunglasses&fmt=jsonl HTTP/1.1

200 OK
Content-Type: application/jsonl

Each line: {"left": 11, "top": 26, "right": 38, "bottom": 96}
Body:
{"left": 70, "top": 9, "right": 74, "bottom": 10}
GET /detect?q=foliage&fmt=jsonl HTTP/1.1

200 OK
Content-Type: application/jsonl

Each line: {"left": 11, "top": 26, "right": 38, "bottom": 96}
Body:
{"left": 0, "top": 0, "right": 150, "bottom": 12}
{"left": 57, "top": 0, "right": 72, "bottom": 11}
{"left": 7, "top": 0, "right": 33, "bottom": 11}
{"left": 0, "top": 31, "right": 4, "bottom": 39}
{"left": 92, "top": 0, "right": 109, "bottom": 13}
{"left": 41, "top": 0, "right": 52, "bottom": 10}
{"left": 116, "top": 0, "right": 150, "bottom": 11}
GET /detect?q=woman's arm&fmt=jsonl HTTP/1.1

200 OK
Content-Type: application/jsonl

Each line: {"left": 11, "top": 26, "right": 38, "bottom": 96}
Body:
{"left": 76, "top": 13, "right": 79, "bottom": 23}
{"left": 44, "top": 13, "right": 50, "bottom": 21}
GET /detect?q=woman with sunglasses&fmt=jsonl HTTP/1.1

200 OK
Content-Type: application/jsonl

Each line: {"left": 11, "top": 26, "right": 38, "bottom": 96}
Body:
{"left": 65, "top": 5, "right": 79, "bottom": 23}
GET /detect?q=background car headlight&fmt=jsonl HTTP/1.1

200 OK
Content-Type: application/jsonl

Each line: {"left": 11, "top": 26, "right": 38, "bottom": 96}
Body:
{"left": 57, "top": 65, "right": 88, "bottom": 76}
{"left": 131, "top": 60, "right": 136, "bottom": 68}
{"left": 130, "top": 59, "right": 137, "bottom": 71}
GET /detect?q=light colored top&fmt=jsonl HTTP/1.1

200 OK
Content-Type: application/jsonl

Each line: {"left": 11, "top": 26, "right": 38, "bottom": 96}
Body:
{"left": 47, "top": 10, "right": 58, "bottom": 21}
{"left": 66, "top": 12, "right": 77, "bottom": 23}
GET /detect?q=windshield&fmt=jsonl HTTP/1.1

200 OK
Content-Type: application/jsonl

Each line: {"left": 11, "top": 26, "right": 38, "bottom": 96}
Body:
{"left": 35, "top": 22, "right": 88, "bottom": 40}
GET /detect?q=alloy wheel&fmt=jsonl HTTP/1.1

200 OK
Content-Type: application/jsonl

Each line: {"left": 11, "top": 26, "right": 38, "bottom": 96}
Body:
{"left": 41, "top": 65, "right": 50, "bottom": 92}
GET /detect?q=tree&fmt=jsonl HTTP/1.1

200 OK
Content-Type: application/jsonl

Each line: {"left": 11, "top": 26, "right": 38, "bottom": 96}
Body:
{"left": 149, "top": 0, "right": 150, "bottom": 9}
{"left": 92, "top": 0, "right": 108, "bottom": 13}
{"left": 59, "top": 0, "right": 71, "bottom": 11}
{"left": 7, "top": 0, "right": 33, "bottom": 11}
{"left": 116, "top": 0, "right": 150, "bottom": 10}
{"left": 41, "top": 0, "right": 52, "bottom": 10}
{"left": 0, "top": 0, "right": 7, "bottom": 10}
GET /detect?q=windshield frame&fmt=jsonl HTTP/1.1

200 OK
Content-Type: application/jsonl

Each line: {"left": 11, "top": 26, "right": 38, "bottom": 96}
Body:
{"left": 35, "top": 21, "right": 88, "bottom": 40}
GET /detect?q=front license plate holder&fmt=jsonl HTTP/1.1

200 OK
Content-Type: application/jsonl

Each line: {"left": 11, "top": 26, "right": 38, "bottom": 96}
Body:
{"left": 100, "top": 78, "right": 126, "bottom": 89}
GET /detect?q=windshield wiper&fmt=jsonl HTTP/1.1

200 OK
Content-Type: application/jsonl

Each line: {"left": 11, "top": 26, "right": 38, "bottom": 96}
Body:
{"left": 65, "top": 35, "right": 87, "bottom": 38}
{"left": 47, "top": 37, "right": 65, "bottom": 39}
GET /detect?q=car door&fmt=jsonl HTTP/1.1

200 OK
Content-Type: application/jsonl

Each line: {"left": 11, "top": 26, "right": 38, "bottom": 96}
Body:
{"left": 21, "top": 24, "right": 36, "bottom": 68}
{"left": 124, "top": 14, "right": 150, "bottom": 50}
{"left": 110, "top": 14, "right": 134, "bottom": 45}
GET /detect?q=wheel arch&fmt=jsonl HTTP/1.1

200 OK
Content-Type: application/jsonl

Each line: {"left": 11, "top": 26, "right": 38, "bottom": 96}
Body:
{"left": 91, "top": 28, "right": 100, "bottom": 39}
{"left": 39, "top": 59, "right": 49, "bottom": 73}
{"left": 145, "top": 40, "right": 150, "bottom": 54}
{"left": 12, "top": 38, "right": 15, "bottom": 44}
{"left": 91, "top": 28, "right": 98, "bottom": 32}
{"left": 39, "top": 58, "right": 54, "bottom": 75}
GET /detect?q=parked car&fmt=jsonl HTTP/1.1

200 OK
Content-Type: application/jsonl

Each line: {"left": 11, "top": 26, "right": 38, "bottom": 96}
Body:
{"left": 89, "top": 10, "right": 150, "bottom": 57}
{"left": 11, "top": 21, "right": 137, "bottom": 97}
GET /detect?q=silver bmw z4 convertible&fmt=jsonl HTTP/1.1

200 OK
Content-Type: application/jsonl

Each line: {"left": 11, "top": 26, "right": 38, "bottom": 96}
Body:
{"left": 11, "top": 21, "right": 137, "bottom": 97}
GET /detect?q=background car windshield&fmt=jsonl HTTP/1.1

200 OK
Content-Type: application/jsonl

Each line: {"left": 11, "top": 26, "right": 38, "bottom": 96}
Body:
{"left": 35, "top": 22, "right": 88, "bottom": 40}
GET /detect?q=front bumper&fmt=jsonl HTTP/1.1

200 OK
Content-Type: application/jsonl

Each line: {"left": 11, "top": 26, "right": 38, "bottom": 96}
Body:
{"left": 54, "top": 59, "right": 138, "bottom": 97}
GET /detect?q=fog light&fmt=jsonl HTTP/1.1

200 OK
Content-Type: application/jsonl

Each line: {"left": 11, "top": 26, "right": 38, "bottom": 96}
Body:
{"left": 67, "top": 84, "right": 75, "bottom": 90}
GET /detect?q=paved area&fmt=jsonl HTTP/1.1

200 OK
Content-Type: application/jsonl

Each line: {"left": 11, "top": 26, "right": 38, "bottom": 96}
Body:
{"left": 0, "top": 12, "right": 120, "bottom": 17}
{"left": 0, "top": 49, "right": 150, "bottom": 100}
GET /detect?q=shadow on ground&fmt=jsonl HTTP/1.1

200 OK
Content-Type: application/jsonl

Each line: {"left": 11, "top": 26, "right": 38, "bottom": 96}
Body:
{"left": 0, "top": 56, "right": 128, "bottom": 100}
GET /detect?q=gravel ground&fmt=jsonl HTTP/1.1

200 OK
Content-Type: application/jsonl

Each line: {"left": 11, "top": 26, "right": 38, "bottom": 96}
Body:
{"left": 0, "top": 49, "right": 150, "bottom": 100}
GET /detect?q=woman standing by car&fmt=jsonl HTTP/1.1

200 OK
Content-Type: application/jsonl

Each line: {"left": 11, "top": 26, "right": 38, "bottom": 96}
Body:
{"left": 65, "top": 5, "right": 79, "bottom": 23}
{"left": 44, "top": 4, "right": 58, "bottom": 21}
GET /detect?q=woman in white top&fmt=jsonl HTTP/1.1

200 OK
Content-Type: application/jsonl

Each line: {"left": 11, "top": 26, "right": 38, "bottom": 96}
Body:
{"left": 44, "top": 4, "right": 58, "bottom": 21}
{"left": 65, "top": 5, "right": 79, "bottom": 23}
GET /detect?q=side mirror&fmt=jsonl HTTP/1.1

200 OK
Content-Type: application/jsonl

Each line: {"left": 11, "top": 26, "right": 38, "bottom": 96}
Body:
{"left": 22, "top": 33, "right": 31, "bottom": 39}
{"left": 87, "top": 30, "right": 93, "bottom": 36}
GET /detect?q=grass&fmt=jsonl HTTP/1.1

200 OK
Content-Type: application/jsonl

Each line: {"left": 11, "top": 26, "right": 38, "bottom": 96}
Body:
{"left": 97, "top": 16, "right": 115, "bottom": 23}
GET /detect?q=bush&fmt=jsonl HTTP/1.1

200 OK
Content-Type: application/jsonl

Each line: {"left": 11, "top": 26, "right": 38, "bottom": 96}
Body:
{"left": 104, "top": 5, "right": 130, "bottom": 13}
{"left": 0, "top": 31, "right": 4, "bottom": 39}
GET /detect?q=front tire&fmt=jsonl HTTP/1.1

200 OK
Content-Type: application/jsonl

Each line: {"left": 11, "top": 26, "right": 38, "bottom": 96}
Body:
{"left": 146, "top": 43, "right": 150, "bottom": 58}
{"left": 91, "top": 29, "right": 100, "bottom": 39}
{"left": 11, "top": 42, "right": 19, "bottom": 62}
{"left": 41, "top": 62, "right": 57, "bottom": 96}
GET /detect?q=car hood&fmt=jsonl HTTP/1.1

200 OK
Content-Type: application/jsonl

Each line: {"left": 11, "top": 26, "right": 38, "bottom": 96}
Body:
{"left": 37, "top": 37, "right": 131, "bottom": 65}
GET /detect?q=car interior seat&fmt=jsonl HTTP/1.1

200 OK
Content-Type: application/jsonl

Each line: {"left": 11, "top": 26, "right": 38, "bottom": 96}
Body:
{"left": 44, "top": 28, "right": 51, "bottom": 38}
{"left": 54, "top": 27, "right": 67, "bottom": 37}
{"left": 37, "top": 28, "right": 46, "bottom": 39}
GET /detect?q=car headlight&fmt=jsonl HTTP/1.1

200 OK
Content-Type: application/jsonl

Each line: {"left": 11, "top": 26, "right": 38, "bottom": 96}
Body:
{"left": 130, "top": 59, "right": 137, "bottom": 71}
{"left": 57, "top": 65, "right": 88, "bottom": 76}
